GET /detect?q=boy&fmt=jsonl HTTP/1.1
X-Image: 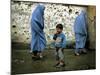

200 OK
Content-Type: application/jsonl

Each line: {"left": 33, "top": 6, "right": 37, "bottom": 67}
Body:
{"left": 53, "top": 24, "right": 67, "bottom": 67}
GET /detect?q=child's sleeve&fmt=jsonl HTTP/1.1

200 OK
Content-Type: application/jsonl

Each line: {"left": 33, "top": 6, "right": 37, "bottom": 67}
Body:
{"left": 62, "top": 35, "right": 67, "bottom": 48}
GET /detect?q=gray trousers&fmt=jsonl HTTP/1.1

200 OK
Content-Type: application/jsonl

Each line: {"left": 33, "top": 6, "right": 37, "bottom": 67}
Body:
{"left": 55, "top": 47, "right": 64, "bottom": 61}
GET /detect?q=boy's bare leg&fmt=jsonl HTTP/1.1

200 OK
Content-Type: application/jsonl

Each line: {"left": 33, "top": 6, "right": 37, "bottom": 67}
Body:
{"left": 54, "top": 47, "right": 60, "bottom": 66}
{"left": 58, "top": 48, "right": 64, "bottom": 61}
{"left": 56, "top": 48, "right": 65, "bottom": 67}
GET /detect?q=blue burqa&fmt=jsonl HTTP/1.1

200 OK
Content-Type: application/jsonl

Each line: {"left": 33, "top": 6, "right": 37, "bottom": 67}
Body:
{"left": 74, "top": 11, "right": 87, "bottom": 50}
{"left": 31, "top": 4, "right": 46, "bottom": 52}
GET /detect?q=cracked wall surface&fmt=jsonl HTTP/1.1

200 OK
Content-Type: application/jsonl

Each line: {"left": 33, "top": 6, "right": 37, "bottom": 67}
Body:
{"left": 11, "top": 1, "right": 88, "bottom": 47}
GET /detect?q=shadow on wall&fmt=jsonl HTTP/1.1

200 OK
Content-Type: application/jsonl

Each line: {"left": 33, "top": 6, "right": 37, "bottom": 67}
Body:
{"left": 12, "top": 42, "right": 30, "bottom": 50}
{"left": 87, "top": 6, "right": 96, "bottom": 50}
{"left": 12, "top": 41, "right": 76, "bottom": 50}
{"left": 12, "top": 37, "right": 96, "bottom": 50}
{"left": 11, "top": 40, "right": 77, "bottom": 50}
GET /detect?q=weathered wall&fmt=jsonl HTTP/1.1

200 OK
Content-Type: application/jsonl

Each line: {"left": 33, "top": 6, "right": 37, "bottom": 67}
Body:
{"left": 11, "top": 1, "right": 96, "bottom": 49}
{"left": 87, "top": 6, "right": 96, "bottom": 49}
{"left": 11, "top": 1, "right": 87, "bottom": 47}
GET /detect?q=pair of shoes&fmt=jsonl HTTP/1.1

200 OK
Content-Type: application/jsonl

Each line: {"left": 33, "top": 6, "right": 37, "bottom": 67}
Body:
{"left": 74, "top": 52, "right": 80, "bottom": 56}
{"left": 55, "top": 63, "right": 66, "bottom": 68}
{"left": 39, "top": 55, "right": 43, "bottom": 59}
{"left": 31, "top": 52, "right": 42, "bottom": 60}
{"left": 32, "top": 55, "right": 41, "bottom": 60}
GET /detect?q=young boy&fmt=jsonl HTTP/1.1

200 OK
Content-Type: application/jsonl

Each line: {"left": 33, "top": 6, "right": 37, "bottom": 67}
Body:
{"left": 53, "top": 24, "right": 67, "bottom": 67}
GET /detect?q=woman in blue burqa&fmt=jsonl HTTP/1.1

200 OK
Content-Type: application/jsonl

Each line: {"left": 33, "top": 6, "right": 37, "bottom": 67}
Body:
{"left": 30, "top": 4, "right": 46, "bottom": 59}
{"left": 74, "top": 11, "right": 88, "bottom": 56}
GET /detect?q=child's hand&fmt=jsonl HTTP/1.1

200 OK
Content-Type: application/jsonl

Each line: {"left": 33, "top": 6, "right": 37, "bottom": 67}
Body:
{"left": 54, "top": 30, "right": 58, "bottom": 34}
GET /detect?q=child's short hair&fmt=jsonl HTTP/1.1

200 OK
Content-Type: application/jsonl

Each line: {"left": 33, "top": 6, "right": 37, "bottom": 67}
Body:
{"left": 56, "top": 24, "right": 63, "bottom": 30}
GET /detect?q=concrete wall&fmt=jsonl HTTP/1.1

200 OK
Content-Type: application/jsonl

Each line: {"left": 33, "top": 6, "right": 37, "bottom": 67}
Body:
{"left": 11, "top": 1, "right": 96, "bottom": 49}
{"left": 87, "top": 6, "right": 96, "bottom": 49}
{"left": 11, "top": 1, "right": 87, "bottom": 45}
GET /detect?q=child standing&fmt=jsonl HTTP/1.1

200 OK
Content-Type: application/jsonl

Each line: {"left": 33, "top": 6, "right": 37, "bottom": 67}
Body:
{"left": 53, "top": 24, "right": 67, "bottom": 67}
